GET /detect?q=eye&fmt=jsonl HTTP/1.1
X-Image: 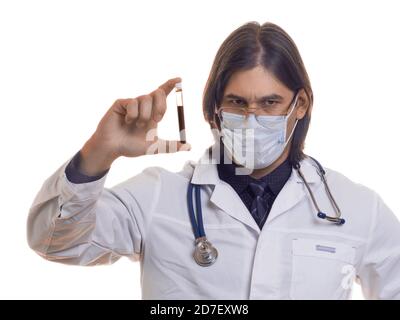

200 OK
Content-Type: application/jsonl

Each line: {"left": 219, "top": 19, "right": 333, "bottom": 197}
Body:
{"left": 263, "top": 100, "right": 278, "bottom": 106}
{"left": 230, "top": 99, "right": 245, "bottom": 106}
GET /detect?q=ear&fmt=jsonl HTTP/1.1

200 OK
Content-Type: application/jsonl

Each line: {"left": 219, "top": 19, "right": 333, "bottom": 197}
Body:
{"left": 209, "top": 119, "right": 221, "bottom": 130}
{"left": 295, "top": 88, "right": 311, "bottom": 120}
{"left": 206, "top": 107, "right": 221, "bottom": 130}
{"left": 204, "top": 105, "right": 221, "bottom": 130}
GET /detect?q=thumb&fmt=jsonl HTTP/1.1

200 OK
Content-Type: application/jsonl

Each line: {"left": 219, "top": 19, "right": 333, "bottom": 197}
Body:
{"left": 152, "top": 139, "right": 191, "bottom": 154}
{"left": 158, "top": 77, "right": 182, "bottom": 96}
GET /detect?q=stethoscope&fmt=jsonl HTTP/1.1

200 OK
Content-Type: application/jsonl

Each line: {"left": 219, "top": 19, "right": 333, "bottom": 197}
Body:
{"left": 187, "top": 156, "right": 345, "bottom": 267}
{"left": 187, "top": 183, "right": 218, "bottom": 267}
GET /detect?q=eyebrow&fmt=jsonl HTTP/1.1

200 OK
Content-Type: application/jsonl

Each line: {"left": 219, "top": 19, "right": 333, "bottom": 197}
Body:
{"left": 223, "top": 93, "right": 284, "bottom": 102}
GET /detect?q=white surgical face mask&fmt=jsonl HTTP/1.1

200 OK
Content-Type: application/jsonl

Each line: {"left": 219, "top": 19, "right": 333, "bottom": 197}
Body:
{"left": 219, "top": 93, "right": 299, "bottom": 170}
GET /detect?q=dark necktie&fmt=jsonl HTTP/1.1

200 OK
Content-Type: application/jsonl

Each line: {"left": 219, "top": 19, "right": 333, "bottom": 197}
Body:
{"left": 248, "top": 181, "right": 272, "bottom": 229}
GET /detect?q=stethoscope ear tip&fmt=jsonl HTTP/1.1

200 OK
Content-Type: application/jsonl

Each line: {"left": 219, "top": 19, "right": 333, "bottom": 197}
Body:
{"left": 317, "top": 212, "right": 346, "bottom": 225}
{"left": 317, "top": 212, "right": 326, "bottom": 219}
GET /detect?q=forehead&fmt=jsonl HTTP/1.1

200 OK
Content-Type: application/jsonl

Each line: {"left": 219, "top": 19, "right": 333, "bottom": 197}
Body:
{"left": 223, "top": 66, "right": 292, "bottom": 99}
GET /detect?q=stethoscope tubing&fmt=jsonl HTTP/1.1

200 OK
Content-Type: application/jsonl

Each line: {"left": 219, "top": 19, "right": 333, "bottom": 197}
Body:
{"left": 187, "top": 183, "right": 206, "bottom": 239}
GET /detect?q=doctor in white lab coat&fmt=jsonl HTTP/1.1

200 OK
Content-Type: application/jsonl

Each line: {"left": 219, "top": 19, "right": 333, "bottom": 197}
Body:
{"left": 27, "top": 21, "right": 400, "bottom": 299}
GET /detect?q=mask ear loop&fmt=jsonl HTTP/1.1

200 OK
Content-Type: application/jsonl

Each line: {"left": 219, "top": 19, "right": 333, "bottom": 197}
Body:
{"left": 283, "top": 91, "right": 300, "bottom": 145}
{"left": 213, "top": 104, "right": 222, "bottom": 130}
{"left": 286, "top": 91, "right": 300, "bottom": 118}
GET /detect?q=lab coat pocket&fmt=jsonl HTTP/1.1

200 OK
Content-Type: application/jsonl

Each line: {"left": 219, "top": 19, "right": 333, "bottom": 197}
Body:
{"left": 290, "top": 238, "right": 356, "bottom": 300}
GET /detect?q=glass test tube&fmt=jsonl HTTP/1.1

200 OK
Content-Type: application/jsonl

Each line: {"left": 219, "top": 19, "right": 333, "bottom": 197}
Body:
{"left": 175, "top": 82, "right": 186, "bottom": 144}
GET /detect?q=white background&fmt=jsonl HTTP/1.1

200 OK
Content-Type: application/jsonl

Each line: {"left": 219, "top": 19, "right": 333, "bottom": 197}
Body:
{"left": 0, "top": 0, "right": 399, "bottom": 299}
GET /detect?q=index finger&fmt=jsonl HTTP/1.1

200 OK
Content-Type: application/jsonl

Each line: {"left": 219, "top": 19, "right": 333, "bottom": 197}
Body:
{"left": 158, "top": 77, "right": 182, "bottom": 96}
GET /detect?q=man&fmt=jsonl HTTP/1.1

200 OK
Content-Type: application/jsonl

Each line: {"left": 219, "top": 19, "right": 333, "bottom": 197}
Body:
{"left": 27, "top": 21, "right": 400, "bottom": 299}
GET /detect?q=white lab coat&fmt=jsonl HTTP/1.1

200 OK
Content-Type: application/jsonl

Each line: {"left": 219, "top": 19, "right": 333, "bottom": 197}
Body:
{"left": 27, "top": 145, "right": 400, "bottom": 299}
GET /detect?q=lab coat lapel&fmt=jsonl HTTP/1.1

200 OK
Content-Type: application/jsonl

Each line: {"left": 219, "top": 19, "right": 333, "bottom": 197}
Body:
{"left": 190, "top": 145, "right": 260, "bottom": 234}
{"left": 266, "top": 159, "right": 322, "bottom": 224}
{"left": 210, "top": 183, "right": 260, "bottom": 233}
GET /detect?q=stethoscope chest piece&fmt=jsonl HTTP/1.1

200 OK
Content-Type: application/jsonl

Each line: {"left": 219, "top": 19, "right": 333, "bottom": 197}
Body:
{"left": 193, "top": 237, "right": 218, "bottom": 267}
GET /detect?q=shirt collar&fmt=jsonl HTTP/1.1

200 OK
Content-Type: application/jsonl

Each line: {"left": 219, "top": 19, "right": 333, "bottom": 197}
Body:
{"left": 217, "top": 144, "right": 293, "bottom": 195}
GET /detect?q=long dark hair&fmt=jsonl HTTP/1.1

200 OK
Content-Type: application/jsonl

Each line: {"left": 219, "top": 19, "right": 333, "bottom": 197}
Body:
{"left": 202, "top": 21, "right": 313, "bottom": 166}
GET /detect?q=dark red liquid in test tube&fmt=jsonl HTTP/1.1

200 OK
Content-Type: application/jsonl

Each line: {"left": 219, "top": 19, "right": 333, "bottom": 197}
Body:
{"left": 175, "top": 82, "right": 186, "bottom": 144}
